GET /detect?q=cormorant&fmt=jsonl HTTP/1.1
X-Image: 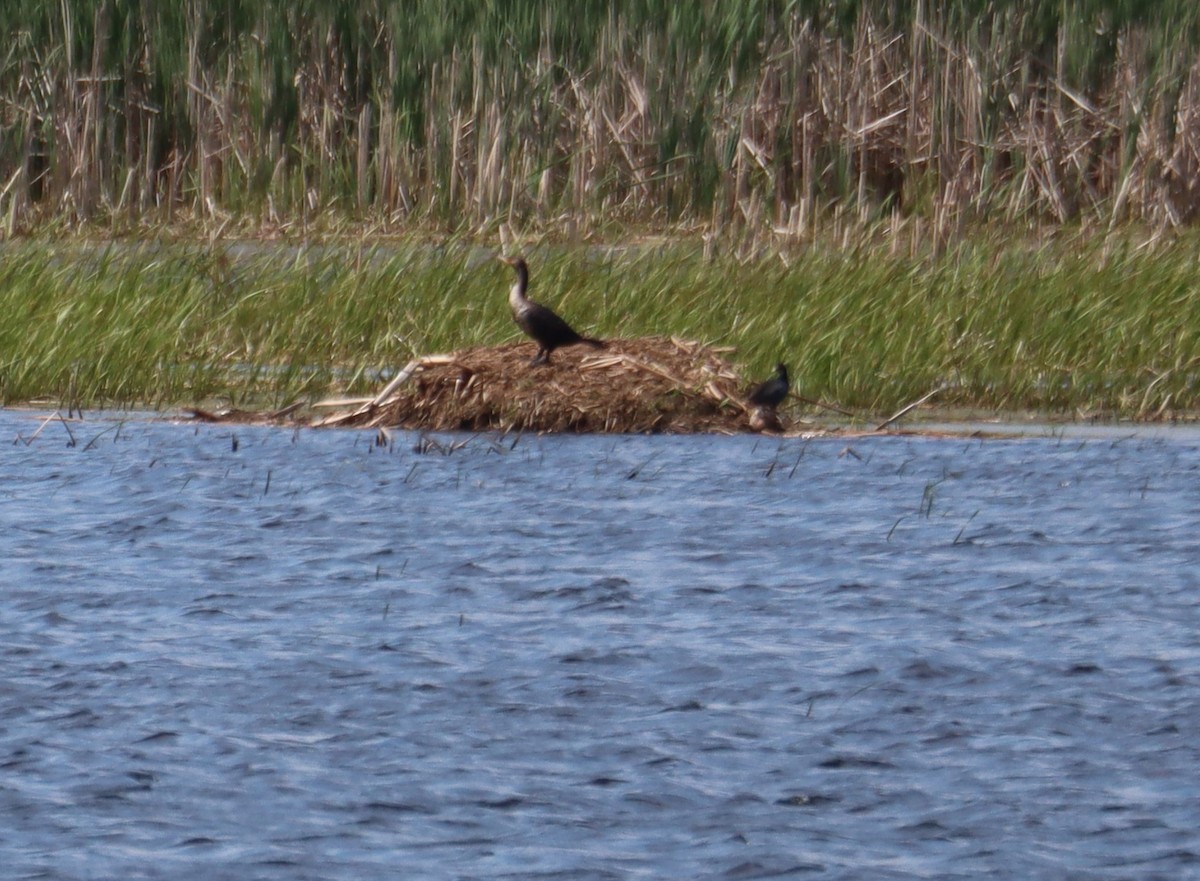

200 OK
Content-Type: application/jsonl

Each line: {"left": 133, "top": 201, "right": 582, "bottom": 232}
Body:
{"left": 748, "top": 363, "right": 790, "bottom": 409}
{"left": 497, "top": 255, "right": 605, "bottom": 365}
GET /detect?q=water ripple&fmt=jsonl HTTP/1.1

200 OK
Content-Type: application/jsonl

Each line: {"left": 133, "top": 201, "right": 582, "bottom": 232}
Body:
{"left": 1, "top": 413, "right": 1199, "bottom": 879}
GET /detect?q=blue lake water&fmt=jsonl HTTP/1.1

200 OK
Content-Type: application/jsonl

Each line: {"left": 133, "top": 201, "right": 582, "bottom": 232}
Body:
{"left": 1, "top": 409, "right": 1198, "bottom": 880}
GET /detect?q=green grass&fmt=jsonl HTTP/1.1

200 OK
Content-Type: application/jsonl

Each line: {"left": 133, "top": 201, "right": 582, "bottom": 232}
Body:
{"left": 2, "top": 234, "right": 1199, "bottom": 419}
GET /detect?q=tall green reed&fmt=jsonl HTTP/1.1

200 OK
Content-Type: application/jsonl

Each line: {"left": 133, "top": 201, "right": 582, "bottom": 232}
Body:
{"left": 4, "top": 2, "right": 1200, "bottom": 236}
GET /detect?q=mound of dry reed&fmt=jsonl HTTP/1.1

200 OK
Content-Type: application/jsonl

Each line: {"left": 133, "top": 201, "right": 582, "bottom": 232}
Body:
{"left": 313, "top": 337, "right": 759, "bottom": 434}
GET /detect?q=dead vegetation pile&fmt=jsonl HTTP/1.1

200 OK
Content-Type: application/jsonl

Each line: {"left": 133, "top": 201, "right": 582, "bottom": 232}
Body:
{"left": 182, "top": 337, "right": 970, "bottom": 436}
{"left": 314, "top": 337, "right": 760, "bottom": 434}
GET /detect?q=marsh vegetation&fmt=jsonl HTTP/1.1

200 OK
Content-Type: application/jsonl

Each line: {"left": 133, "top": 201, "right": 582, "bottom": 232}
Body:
{"left": 2, "top": 237, "right": 1198, "bottom": 419}
{"left": 2, "top": 3, "right": 1200, "bottom": 419}
{"left": 4, "top": 1, "right": 1200, "bottom": 234}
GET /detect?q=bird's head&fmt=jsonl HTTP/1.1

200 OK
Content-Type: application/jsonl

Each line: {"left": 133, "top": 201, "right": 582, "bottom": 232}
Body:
{"left": 496, "top": 254, "right": 527, "bottom": 273}
{"left": 497, "top": 254, "right": 529, "bottom": 295}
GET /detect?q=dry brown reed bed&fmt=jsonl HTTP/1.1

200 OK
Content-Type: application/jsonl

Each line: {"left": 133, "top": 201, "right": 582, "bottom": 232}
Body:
{"left": 5, "top": 6, "right": 1200, "bottom": 239}
{"left": 177, "top": 336, "right": 962, "bottom": 439}
{"left": 312, "top": 337, "right": 754, "bottom": 434}
{"left": 183, "top": 336, "right": 978, "bottom": 439}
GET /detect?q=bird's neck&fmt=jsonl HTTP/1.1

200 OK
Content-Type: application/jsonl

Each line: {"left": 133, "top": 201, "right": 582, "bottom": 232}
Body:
{"left": 508, "top": 272, "right": 529, "bottom": 311}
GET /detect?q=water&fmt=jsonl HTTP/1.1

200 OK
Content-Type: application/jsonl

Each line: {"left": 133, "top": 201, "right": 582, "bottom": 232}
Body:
{"left": 2, "top": 410, "right": 1198, "bottom": 880}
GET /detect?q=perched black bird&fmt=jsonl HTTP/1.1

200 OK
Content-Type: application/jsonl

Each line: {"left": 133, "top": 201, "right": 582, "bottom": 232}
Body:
{"left": 747, "top": 363, "right": 790, "bottom": 409}
{"left": 498, "top": 255, "right": 605, "bottom": 365}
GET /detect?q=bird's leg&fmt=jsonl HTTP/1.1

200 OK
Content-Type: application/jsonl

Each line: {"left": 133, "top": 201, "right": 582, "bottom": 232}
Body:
{"left": 530, "top": 348, "right": 550, "bottom": 366}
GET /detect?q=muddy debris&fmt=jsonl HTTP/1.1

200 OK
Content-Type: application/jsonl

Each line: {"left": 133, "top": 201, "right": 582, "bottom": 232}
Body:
{"left": 184, "top": 401, "right": 307, "bottom": 426}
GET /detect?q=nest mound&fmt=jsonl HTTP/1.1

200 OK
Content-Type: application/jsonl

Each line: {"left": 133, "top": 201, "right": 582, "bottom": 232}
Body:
{"left": 315, "top": 337, "right": 759, "bottom": 433}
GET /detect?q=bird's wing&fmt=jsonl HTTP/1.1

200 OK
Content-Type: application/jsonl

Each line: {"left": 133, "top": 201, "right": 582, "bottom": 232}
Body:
{"left": 529, "top": 302, "right": 582, "bottom": 342}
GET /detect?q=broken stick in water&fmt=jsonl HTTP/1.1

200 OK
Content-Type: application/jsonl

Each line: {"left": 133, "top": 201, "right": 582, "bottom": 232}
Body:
{"left": 875, "top": 383, "right": 948, "bottom": 432}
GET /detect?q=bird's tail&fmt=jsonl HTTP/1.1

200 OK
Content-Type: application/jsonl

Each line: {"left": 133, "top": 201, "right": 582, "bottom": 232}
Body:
{"left": 583, "top": 337, "right": 606, "bottom": 349}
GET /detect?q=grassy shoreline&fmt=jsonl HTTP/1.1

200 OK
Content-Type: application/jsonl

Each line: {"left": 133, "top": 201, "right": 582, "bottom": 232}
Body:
{"left": 2, "top": 230, "right": 1199, "bottom": 422}
{"left": 7, "top": 4, "right": 1200, "bottom": 425}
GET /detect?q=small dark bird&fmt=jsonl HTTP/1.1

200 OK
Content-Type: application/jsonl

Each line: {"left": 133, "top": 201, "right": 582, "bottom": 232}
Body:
{"left": 497, "top": 255, "right": 605, "bottom": 365}
{"left": 748, "top": 363, "right": 790, "bottom": 409}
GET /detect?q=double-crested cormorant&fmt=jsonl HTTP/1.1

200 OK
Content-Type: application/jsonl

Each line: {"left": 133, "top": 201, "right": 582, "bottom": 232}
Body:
{"left": 497, "top": 255, "right": 605, "bottom": 365}
{"left": 748, "top": 363, "right": 790, "bottom": 409}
